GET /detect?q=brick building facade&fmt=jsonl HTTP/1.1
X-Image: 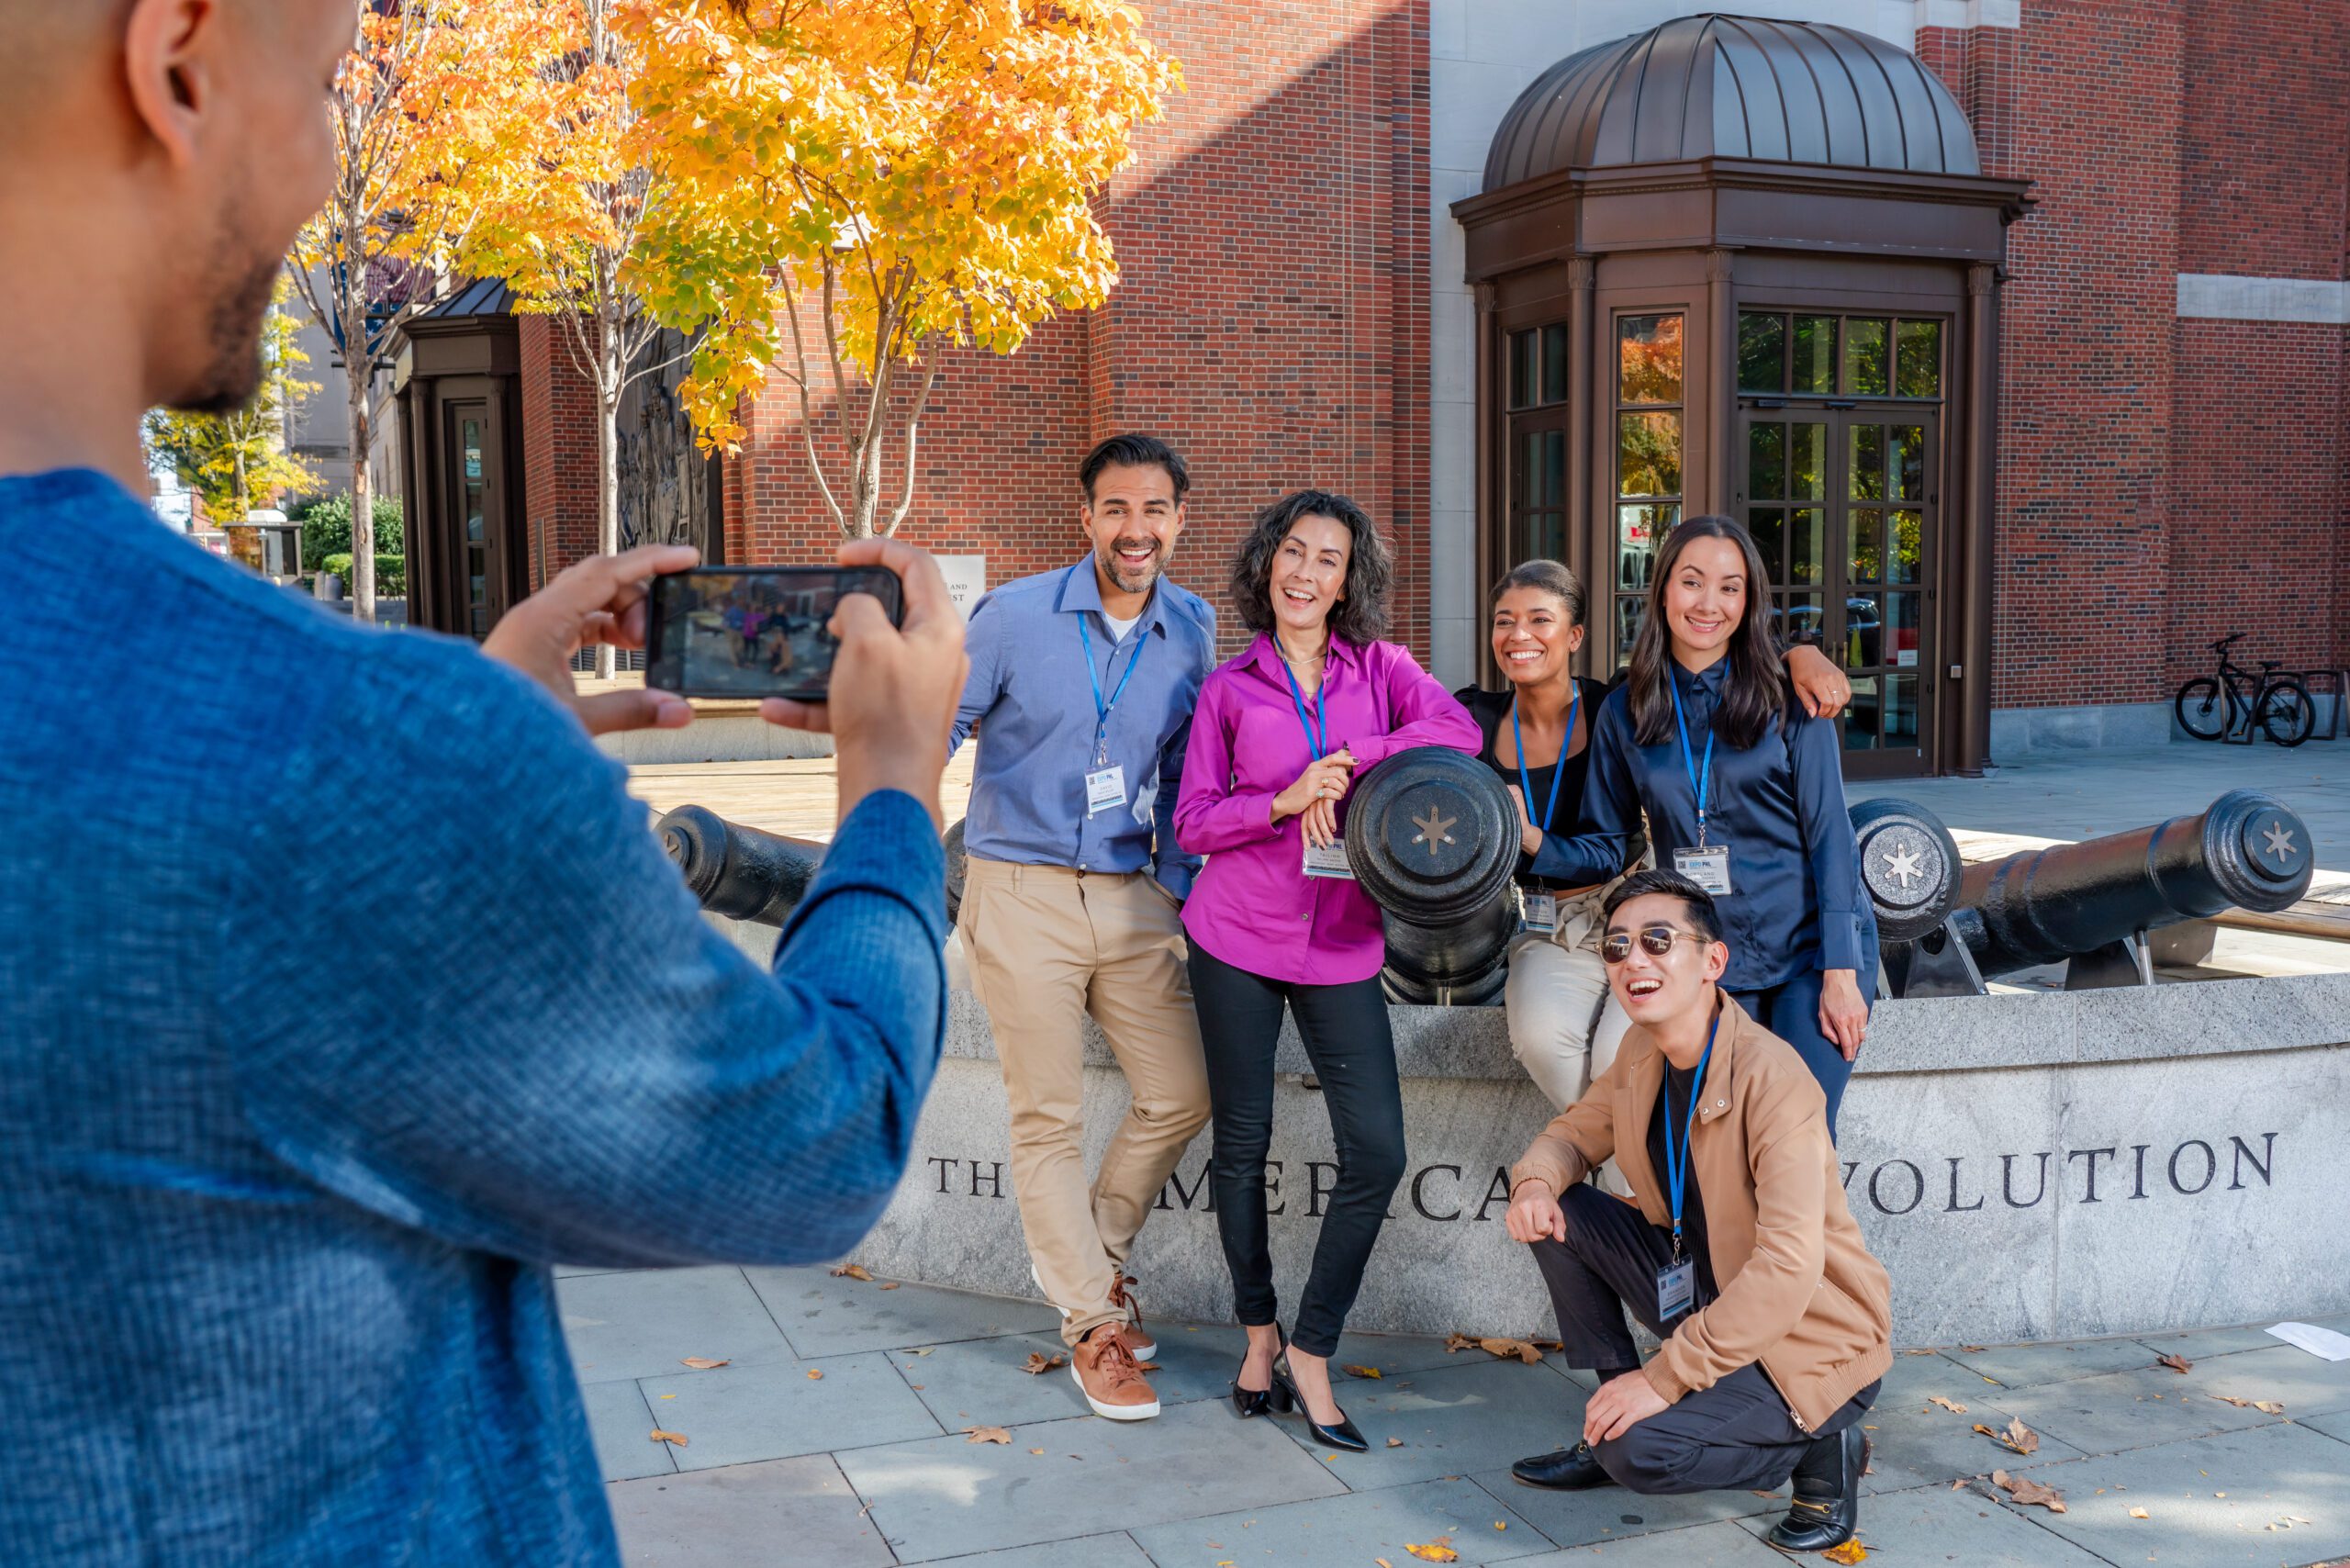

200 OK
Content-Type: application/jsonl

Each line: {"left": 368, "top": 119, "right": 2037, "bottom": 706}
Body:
{"left": 502, "top": 0, "right": 2348, "bottom": 776}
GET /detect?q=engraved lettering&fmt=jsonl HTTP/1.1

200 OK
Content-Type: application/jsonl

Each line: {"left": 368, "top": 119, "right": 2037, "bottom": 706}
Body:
{"left": 1411, "top": 1164, "right": 1464, "bottom": 1223}
{"left": 1266, "top": 1159, "right": 1285, "bottom": 1217}
{"left": 1868, "top": 1159, "right": 1924, "bottom": 1216}
{"left": 2065, "top": 1148, "right": 2115, "bottom": 1204}
{"left": 2130, "top": 1143, "right": 2152, "bottom": 1199}
{"left": 2168, "top": 1139, "right": 2216, "bottom": 1195}
{"left": 1307, "top": 1160, "right": 1341, "bottom": 1219}
{"left": 1474, "top": 1166, "right": 1514, "bottom": 1222}
{"left": 926, "top": 1156, "right": 957, "bottom": 1194}
{"left": 968, "top": 1159, "right": 1003, "bottom": 1199}
{"left": 2228, "top": 1133, "right": 2277, "bottom": 1191}
{"left": 2000, "top": 1151, "right": 2050, "bottom": 1209}
{"left": 1155, "top": 1162, "right": 1213, "bottom": 1213}
{"left": 1944, "top": 1155, "right": 1986, "bottom": 1213}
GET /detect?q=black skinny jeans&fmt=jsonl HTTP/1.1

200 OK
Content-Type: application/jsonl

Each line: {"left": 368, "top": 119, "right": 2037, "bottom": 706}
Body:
{"left": 1188, "top": 945, "right": 1406, "bottom": 1358}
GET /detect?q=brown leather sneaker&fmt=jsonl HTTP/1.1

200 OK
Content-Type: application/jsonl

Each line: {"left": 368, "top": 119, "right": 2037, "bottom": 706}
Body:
{"left": 1108, "top": 1272, "right": 1157, "bottom": 1359}
{"left": 1070, "top": 1327, "right": 1161, "bottom": 1421}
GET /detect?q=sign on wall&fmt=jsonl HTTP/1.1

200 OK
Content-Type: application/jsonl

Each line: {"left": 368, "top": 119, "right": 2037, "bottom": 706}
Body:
{"left": 936, "top": 554, "right": 986, "bottom": 622}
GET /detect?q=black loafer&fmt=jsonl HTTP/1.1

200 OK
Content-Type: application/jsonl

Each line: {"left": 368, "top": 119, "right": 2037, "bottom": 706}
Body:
{"left": 1766, "top": 1427, "right": 1868, "bottom": 1552}
{"left": 1510, "top": 1442, "right": 1614, "bottom": 1491}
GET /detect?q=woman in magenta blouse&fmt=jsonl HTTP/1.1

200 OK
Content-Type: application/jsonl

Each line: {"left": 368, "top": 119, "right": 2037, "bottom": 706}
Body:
{"left": 1174, "top": 488, "right": 1480, "bottom": 1451}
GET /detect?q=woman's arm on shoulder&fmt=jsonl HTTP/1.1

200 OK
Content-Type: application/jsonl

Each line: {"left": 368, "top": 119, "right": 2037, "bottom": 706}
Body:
{"left": 1343, "top": 642, "right": 1482, "bottom": 767}
{"left": 1528, "top": 687, "right": 1642, "bottom": 884}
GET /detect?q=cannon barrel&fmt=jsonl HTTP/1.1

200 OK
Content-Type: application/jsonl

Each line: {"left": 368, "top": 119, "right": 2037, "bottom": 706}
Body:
{"left": 658, "top": 805, "right": 970, "bottom": 927}
{"left": 1851, "top": 797, "right": 1963, "bottom": 943}
{"left": 1343, "top": 746, "right": 1522, "bottom": 1005}
{"left": 1953, "top": 789, "right": 2312, "bottom": 979}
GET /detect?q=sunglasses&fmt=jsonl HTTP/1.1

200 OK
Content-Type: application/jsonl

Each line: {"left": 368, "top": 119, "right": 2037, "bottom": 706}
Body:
{"left": 1600, "top": 925, "right": 1713, "bottom": 965}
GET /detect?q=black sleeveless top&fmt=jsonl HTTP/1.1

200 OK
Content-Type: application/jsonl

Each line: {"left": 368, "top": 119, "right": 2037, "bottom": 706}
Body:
{"left": 1453, "top": 677, "right": 1614, "bottom": 890}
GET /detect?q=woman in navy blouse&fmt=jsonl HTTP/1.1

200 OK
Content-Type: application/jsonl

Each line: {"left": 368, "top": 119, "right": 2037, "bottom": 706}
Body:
{"left": 1531, "top": 516, "right": 1879, "bottom": 1130}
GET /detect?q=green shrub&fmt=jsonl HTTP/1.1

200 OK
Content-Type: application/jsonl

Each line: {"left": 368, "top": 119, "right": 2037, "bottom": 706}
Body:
{"left": 320, "top": 553, "right": 407, "bottom": 597}
{"left": 297, "top": 491, "right": 404, "bottom": 575}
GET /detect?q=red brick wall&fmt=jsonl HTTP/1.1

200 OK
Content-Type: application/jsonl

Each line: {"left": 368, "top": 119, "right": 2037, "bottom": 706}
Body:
{"left": 1919, "top": 1, "right": 2349, "bottom": 711}
{"left": 722, "top": 0, "right": 1434, "bottom": 661}
{"left": 520, "top": 313, "right": 600, "bottom": 589}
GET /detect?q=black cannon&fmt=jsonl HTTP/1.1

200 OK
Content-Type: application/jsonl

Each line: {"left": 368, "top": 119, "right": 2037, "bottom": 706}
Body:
{"left": 1343, "top": 746, "right": 1523, "bottom": 1005}
{"left": 657, "top": 804, "right": 968, "bottom": 926}
{"left": 1883, "top": 789, "right": 2315, "bottom": 997}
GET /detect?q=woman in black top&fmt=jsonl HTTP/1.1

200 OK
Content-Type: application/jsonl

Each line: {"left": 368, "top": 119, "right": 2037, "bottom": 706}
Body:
{"left": 1458, "top": 561, "right": 1849, "bottom": 1115}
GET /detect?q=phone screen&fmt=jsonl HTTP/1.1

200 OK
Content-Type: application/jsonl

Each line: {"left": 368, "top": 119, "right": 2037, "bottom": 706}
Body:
{"left": 645, "top": 566, "right": 901, "bottom": 701}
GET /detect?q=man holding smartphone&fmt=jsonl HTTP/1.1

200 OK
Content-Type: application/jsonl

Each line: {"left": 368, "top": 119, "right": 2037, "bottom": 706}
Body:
{"left": 952, "top": 434, "right": 1217, "bottom": 1421}
{"left": 0, "top": 3, "right": 964, "bottom": 1562}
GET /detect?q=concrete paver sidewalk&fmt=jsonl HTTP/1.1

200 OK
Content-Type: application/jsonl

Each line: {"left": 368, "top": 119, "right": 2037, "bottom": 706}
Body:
{"left": 564, "top": 1265, "right": 2350, "bottom": 1568}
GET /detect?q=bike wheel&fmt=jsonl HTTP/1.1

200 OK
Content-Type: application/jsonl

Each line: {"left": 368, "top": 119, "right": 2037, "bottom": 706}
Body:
{"left": 2259, "top": 680, "right": 2316, "bottom": 748}
{"left": 2174, "top": 678, "right": 2227, "bottom": 741}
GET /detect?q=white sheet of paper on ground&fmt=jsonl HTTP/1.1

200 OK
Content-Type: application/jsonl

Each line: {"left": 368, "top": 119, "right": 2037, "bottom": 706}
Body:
{"left": 2265, "top": 1322, "right": 2350, "bottom": 1361}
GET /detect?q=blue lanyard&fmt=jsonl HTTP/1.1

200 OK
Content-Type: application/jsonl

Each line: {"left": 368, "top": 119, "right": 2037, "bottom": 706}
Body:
{"left": 1281, "top": 656, "right": 1329, "bottom": 759}
{"left": 1667, "top": 672, "right": 1717, "bottom": 847}
{"left": 1509, "top": 685, "right": 1580, "bottom": 836}
{"left": 1079, "top": 608, "right": 1148, "bottom": 763}
{"left": 1662, "top": 1012, "right": 1720, "bottom": 1260}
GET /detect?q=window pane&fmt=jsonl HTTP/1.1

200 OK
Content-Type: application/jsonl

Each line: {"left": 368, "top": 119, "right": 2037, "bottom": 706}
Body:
{"left": 1524, "top": 511, "right": 1565, "bottom": 564}
{"left": 1775, "top": 591, "right": 1825, "bottom": 649}
{"left": 1542, "top": 430, "right": 1564, "bottom": 506}
{"left": 1844, "top": 673, "right": 1882, "bottom": 748}
{"left": 1515, "top": 431, "right": 1539, "bottom": 508}
{"left": 1749, "top": 422, "right": 1785, "bottom": 499}
{"left": 1617, "top": 503, "right": 1676, "bottom": 591}
{"left": 1850, "top": 506, "right": 1884, "bottom": 584}
{"left": 1886, "top": 590, "right": 1923, "bottom": 668}
{"left": 1542, "top": 323, "right": 1569, "bottom": 405}
{"left": 1792, "top": 317, "right": 1836, "bottom": 395}
{"left": 1616, "top": 595, "right": 1646, "bottom": 664}
{"left": 1509, "top": 330, "right": 1537, "bottom": 409}
{"left": 1788, "top": 421, "right": 1827, "bottom": 499}
{"left": 1788, "top": 507, "right": 1824, "bottom": 586}
{"left": 1618, "top": 314, "right": 1684, "bottom": 405}
{"left": 1851, "top": 424, "right": 1886, "bottom": 501}
{"left": 1844, "top": 318, "right": 1890, "bottom": 397}
{"left": 1618, "top": 411, "right": 1682, "bottom": 498}
{"left": 1897, "top": 319, "right": 1942, "bottom": 398}
{"left": 1886, "top": 673, "right": 1919, "bottom": 744}
{"left": 1846, "top": 590, "right": 1883, "bottom": 667}
{"left": 1892, "top": 425, "right": 1925, "bottom": 501}
{"left": 1749, "top": 506, "right": 1785, "bottom": 582}
{"left": 1739, "top": 313, "right": 1785, "bottom": 393}
{"left": 1890, "top": 509, "right": 1923, "bottom": 584}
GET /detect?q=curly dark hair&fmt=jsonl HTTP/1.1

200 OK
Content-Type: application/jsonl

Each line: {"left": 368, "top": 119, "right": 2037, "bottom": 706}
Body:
{"left": 1227, "top": 488, "right": 1393, "bottom": 647}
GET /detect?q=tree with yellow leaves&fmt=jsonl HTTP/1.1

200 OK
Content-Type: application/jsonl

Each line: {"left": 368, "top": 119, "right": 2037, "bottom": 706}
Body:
{"left": 146, "top": 278, "right": 320, "bottom": 528}
{"left": 623, "top": 0, "right": 1180, "bottom": 538}
{"left": 407, "top": 0, "right": 711, "bottom": 674}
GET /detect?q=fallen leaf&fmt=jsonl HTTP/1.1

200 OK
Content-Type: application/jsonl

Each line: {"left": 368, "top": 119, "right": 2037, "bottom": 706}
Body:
{"left": 1950, "top": 1478, "right": 1969, "bottom": 1490}
{"left": 1404, "top": 1538, "right": 1460, "bottom": 1563}
{"left": 963, "top": 1427, "right": 1012, "bottom": 1444}
{"left": 909, "top": 1383, "right": 923, "bottom": 1390}
{"left": 1494, "top": 1521, "right": 1506, "bottom": 1530}
{"left": 1481, "top": 1337, "right": 1544, "bottom": 1364}
{"left": 907, "top": 1346, "right": 934, "bottom": 1357}
{"left": 1992, "top": 1471, "right": 2066, "bottom": 1513}
{"left": 1531, "top": 1339, "right": 1563, "bottom": 1352}
{"left": 648, "top": 1429, "right": 688, "bottom": 1447}
{"left": 658, "top": 1394, "right": 676, "bottom": 1400}
{"left": 1974, "top": 1417, "right": 2040, "bottom": 1456}
{"left": 2156, "top": 1352, "right": 2192, "bottom": 1373}
{"left": 1901, "top": 1348, "right": 1938, "bottom": 1356}
{"left": 1028, "top": 1447, "right": 1044, "bottom": 1454}
{"left": 1444, "top": 1333, "right": 1477, "bottom": 1353}
{"left": 1021, "top": 1352, "right": 1069, "bottom": 1375}
{"left": 1387, "top": 1437, "right": 1404, "bottom": 1448}
{"left": 879, "top": 1282, "right": 901, "bottom": 1291}
{"left": 831, "top": 1264, "right": 874, "bottom": 1282}
{"left": 679, "top": 1357, "right": 731, "bottom": 1370}
{"left": 2129, "top": 1506, "right": 2149, "bottom": 1518}
{"left": 1137, "top": 1362, "right": 1162, "bottom": 1372}
{"left": 2210, "top": 1394, "right": 2287, "bottom": 1415}
{"left": 806, "top": 1369, "right": 823, "bottom": 1380}
{"left": 1344, "top": 1364, "right": 1383, "bottom": 1379}
{"left": 1929, "top": 1396, "right": 1969, "bottom": 1415}
{"left": 1962, "top": 1344, "right": 1988, "bottom": 1353}
{"left": 1376, "top": 1559, "right": 1394, "bottom": 1568}
{"left": 1823, "top": 1541, "right": 1868, "bottom": 1565}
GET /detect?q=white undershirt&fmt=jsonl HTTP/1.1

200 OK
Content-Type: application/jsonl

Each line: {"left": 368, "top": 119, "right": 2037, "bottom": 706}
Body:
{"left": 1098, "top": 609, "right": 1141, "bottom": 642}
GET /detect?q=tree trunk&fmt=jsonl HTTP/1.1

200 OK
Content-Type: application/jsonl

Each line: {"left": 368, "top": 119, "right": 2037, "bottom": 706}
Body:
{"left": 341, "top": 230, "right": 376, "bottom": 626}
{"left": 596, "top": 327, "right": 621, "bottom": 680}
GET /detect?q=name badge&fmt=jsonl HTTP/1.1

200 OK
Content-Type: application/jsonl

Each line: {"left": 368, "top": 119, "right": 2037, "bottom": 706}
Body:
{"left": 1655, "top": 1260, "right": 1696, "bottom": 1321}
{"left": 1084, "top": 765, "right": 1127, "bottom": 817}
{"left": 1673, "top": 845, "right": 1733, "bottom": 896}
{"left": 1302, "top": 839, "right": 1356, "bottom": 879}
{"left": 1522, "top": 891, "right": 1558, "bottom": 934}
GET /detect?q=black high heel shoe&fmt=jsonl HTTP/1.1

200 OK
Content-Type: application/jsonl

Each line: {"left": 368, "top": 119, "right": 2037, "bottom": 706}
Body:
{"left": 1231, "top": 1327, "right": 1293, "bottom": 1418}
{"left": 1271, "top": 1351, "right": 1368, "bottom": 1451}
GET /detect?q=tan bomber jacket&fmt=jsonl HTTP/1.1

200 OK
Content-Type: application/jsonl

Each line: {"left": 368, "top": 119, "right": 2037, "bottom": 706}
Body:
{"left": 1509, "top": 992, "right": 1893, "bottom": 1433}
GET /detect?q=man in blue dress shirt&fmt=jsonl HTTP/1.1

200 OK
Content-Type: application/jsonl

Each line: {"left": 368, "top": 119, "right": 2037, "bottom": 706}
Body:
{"left": 952, "top": 434, "right": 1219, "bottom": 1421}
{"left": 0, "top": 3, "right": 964, "bottom": 1562}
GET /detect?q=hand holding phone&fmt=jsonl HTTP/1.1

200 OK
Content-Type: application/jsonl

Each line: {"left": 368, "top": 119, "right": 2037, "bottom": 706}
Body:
{"left": 482, "top": 543, "right": 701, "bottom": 736}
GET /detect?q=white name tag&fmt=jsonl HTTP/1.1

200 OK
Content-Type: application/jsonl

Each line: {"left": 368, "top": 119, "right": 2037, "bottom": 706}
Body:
{"left": 1302, "top": 839, "right": 1356, "bottom": 879}
{"left": 1522, "top": 891, "right": 1558, "bottom": 934}
{"left": 1655, "top": 1260, "right": 1696, "bottom": 1321}
{"left": 1084, "top": 765, "right": 1127, "bottom": 817}
{"left": 1673, "top": 845, "right": 1733, "bottom": 896}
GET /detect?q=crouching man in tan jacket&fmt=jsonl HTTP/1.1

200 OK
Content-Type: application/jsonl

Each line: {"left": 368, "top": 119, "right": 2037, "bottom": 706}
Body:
{"left": 1502, "top": 869, "right": 1892, "bottom": 1554}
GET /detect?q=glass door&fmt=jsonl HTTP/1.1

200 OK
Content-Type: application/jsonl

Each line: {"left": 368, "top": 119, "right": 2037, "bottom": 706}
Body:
{"left": 1833, "top": 412, "right": 1935, "bottom": 774}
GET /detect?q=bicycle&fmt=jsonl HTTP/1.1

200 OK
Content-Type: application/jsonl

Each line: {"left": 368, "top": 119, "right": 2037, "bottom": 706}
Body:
{"left": 2174, "top": 632, "right": 2315, "bottom": 747}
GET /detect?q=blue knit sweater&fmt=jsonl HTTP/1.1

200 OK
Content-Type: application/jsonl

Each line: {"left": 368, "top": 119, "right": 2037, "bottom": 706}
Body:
{"left": 0, "top": 470, "right": 947, "bottom": 1563}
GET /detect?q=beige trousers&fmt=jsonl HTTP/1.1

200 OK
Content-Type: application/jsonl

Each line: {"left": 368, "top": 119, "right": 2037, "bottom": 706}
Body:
{"left": 1504, "top": 883, "right": 1632, "bottom": 1194}
{"left": 958, "top": 857, "right": 1212, "bottom": 1346}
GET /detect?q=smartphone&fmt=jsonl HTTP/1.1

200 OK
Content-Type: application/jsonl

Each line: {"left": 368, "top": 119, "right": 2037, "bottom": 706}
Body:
{"left": 644, "top": 566, "right": 903, "bottom": 702}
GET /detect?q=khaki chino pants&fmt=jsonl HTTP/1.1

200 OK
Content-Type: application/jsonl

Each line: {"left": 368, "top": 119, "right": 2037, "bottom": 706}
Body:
{"left": 958, "top": 857, "right": 1211, "bottom": 1347}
